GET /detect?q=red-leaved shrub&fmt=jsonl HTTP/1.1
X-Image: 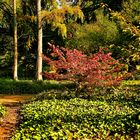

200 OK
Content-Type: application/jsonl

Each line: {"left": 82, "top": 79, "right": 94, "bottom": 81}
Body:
{"left": 43, "top": 43, "right": 127, "bottom": 88}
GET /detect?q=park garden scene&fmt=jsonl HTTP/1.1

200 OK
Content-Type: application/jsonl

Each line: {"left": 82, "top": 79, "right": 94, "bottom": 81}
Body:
{"left": 0, "top": 0, "right": 140, "bottom": 139}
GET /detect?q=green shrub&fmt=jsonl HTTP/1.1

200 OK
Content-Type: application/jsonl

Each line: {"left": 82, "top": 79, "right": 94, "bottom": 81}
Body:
{"left": 66, "top": 10, "right": 119, "bottom": 53}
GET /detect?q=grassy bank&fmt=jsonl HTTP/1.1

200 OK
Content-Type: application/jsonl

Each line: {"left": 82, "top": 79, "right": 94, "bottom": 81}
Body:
{"left": 0, "top": 79, "right": 75, "bottom": 94}
{"left": 0, "top": 78, "right": 140, "bottom": 95}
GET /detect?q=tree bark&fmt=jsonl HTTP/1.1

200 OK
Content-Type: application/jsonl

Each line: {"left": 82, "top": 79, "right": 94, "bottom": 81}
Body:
{"left": 36, "top": 0, "right": 43, "bottom": 80}
{"left": 13, "top": 0, "right": 18, "bottom": 80}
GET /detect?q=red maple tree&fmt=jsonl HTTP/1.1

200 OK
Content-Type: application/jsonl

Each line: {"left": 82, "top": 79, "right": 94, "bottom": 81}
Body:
{"left": 43, "top": 43, "right": 127, "bottom": 89}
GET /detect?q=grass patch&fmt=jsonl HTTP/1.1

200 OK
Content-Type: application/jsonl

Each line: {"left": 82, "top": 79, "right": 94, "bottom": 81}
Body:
{"left": 0, "top": 79, "right": 75, "bottom": 94}
{"left": 0, "top": 78, "right": 139, "bottom": 95}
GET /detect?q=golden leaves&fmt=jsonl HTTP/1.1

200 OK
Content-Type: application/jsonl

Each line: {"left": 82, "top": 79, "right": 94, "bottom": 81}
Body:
{"left": 111, "top": 12, "right": 140, "bottom": 37}
{"left": 17, "top": 15, "right": 36, "bottom": 22}
{"left": 40, "top": 5, "right": 84, "bottom": 38}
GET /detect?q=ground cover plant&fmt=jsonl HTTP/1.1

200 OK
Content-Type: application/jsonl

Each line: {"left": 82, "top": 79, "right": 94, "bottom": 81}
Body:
{"left": 0, "top": 104, "right": 5, "bottom": 118}
{"left": 12, "top": 87, "right": 140, "bottom": 140}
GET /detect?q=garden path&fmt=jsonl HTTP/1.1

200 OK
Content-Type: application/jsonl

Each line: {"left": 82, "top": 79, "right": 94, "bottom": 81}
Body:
{"left": 0, "top": 95, "right": 34, "bottom": 140}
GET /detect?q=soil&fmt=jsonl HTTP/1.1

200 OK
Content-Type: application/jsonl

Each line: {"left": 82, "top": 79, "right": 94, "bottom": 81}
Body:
{"left": 0, "top": 95, "right": 34, "bottom": 140}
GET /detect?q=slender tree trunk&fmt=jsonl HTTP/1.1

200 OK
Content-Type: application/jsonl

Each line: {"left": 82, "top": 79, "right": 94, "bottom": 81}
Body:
{"left": 13, "top": 0, "right": 18, "bottom": 80}
{"left": 36, "top": 0, "right": 43, "bottom": 80}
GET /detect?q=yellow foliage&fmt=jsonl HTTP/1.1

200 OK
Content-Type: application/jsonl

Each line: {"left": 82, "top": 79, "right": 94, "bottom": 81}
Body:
{"left": 40, "top": 5, "right": 83, "bottom": 38}
{"left": 17, "top": 15, "right": 36, "bottom": 22}
{"left": 53, "top": 23, "right": 67, "bottom": 37}
{"left": 111, "top": 12, "right": 140, "bottom": 37}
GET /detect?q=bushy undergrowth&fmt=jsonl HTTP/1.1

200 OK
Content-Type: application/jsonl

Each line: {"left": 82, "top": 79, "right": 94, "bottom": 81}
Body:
{"left": 13, "top": 87, "right": 140, "bottom": 140}
{"left": 0, "top": 104, "right": 5, "bottom": 118}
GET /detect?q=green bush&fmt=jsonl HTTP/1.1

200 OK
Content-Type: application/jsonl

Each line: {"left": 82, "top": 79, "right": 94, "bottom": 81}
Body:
{"left": 12, "top": 88, "right": 140, "bottom": 140}
{"left": 66, "top": 10, "right": 119, "bottom": 53}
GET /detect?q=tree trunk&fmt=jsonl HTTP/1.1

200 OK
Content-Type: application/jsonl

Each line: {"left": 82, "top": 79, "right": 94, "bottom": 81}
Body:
{"left": 36, "top": 0, "right": 43, "bottom": 80}
{"left": 13, "top": 0, "right": 18, "bottom": 80}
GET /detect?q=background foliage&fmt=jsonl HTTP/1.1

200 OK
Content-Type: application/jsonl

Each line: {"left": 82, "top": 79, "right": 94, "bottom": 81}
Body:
{"left": 0, "top": 0, "right": 140, "bottom": 79}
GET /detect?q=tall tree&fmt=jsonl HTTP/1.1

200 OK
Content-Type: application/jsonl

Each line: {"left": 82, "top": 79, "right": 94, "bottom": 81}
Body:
{"left": 0, "top": 0, "right": 83, "bottom": 79}
{"left": 36, "top": 0, "right": 43, "bottom": 80}
{"left": 13, "top": 0, "right": 18, "bottom": 80}
{"left": 35, "top": 0, "right": 83, "bottom": 80}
